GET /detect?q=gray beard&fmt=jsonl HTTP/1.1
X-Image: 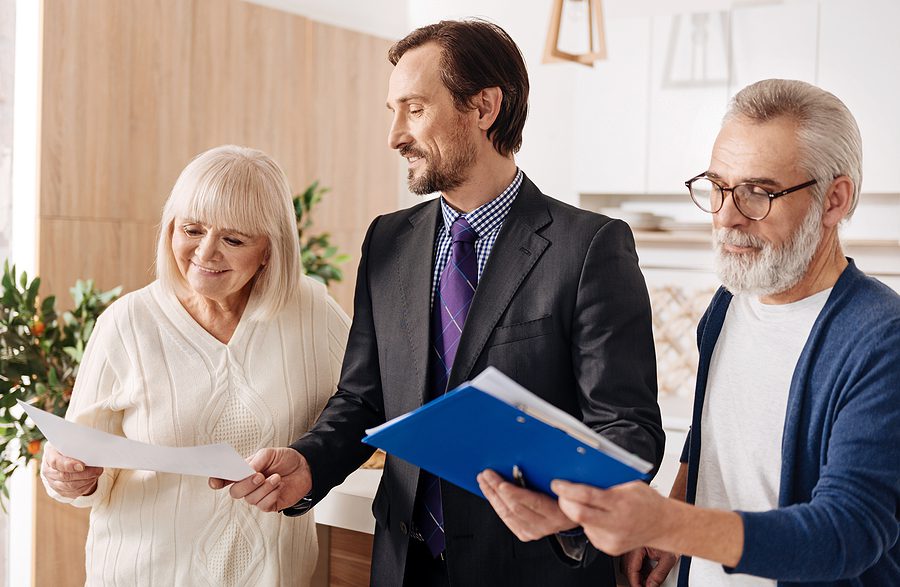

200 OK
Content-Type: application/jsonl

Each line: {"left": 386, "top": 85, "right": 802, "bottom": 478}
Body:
{"left": 713, "top": 202, "right": 824, "bottom": 297}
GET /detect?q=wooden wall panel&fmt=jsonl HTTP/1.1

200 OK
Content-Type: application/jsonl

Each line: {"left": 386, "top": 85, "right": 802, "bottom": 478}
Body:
{"left": 34, "top": 0, "right": 400, "bottom": 585}
{"left": 40, "top": 0, "right": 194, "bottom": 223}
{"left": 38, "top": 0, "right": 398, "bottom": 312}
{"left": 306, "top": 22, "right": 397, "bottom": 310}
{"left": 40, "top": 219, "right": 158, "bottom": 297}
{"left": 329, "top": 527, "right": 374, "bottom": 587}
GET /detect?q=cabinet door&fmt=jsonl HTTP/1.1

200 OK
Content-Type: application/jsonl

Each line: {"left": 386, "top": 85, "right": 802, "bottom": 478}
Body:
{"left": 818, "top": 0, "right": 900, "bottom": 193}
{"left": 729, "top": 1, "right": 818, "bottom": 94}
{"left": 573, "top": 16, "right": 651, "bottom": 194}
{"left": 646, "top": 12, "right": 730, "bottom": 193}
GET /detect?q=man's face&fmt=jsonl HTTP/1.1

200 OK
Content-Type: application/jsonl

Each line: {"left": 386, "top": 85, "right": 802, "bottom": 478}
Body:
{"left": 708, "top": 116, "right": 824, "bottom": 297}
{"left": 386, "top": 43, "right": 478, "bottom": 195}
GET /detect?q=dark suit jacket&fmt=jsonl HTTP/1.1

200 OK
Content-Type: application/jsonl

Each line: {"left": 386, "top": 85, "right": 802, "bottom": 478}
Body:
{"left": 291, "top": 174, "right": 664, "bottom": 587}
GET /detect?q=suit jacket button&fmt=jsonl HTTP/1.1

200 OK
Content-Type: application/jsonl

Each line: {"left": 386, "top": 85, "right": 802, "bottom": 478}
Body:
{"left": 400, "top": 522, "right": 408, "bottom": 535}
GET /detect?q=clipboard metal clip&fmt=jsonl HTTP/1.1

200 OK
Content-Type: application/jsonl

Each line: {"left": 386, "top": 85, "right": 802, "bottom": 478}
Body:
{"left": 512, "top": 464, "right": 527, "bottom": 488}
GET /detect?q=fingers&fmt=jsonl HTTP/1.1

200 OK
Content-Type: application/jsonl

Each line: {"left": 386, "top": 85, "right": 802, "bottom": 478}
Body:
{"left": 621, "top": 549, "right": 646, "bottom": 587}
{"left": 41, "top": 449, "right": 103, "bottom": 483}
{"left": 228, "top": 473, "right": 267, "bottom": 499}
{"left": 43, "top": 445, "right": 99, "bottom": 476}
{"left": 551, "top": 479, "right": 607, "bottom": 505}
{"left": 237, "top": 474, "right": 283, "bottom": 512}
{"left": 477, "top": 469, "right": 575, "bottom": 541}
{"left": 208, "top": 477, "right": 232, "bottom": 490}
{"left": 213, "top": 447, "right": 312, "bottom": 514}
{"left": 41, "top": 457, "right": 101, "bottom": 498}
{"left": 646, "top": 552, "right": 678, "bottom": 587}
{"left": 247, "top": 448, "right": 278, "bottom": 473}
{"left": 480, "top": 470, "right": 543, "bottom": 513}
{"left": 253, "top": 476, "right": 287, "bottom": 513}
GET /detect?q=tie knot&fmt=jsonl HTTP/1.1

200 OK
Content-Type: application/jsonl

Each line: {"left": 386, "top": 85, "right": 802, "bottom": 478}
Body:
{"left": 450, "top": 216, "right": 477, "bottom": 244}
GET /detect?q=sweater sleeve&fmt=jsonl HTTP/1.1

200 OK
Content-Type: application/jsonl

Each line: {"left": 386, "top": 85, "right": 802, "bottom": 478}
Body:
{"left": 324, "top": 294, "right": 351, "bottom": 391}
{"left": 40, "top": 310, "right": 123, "bottom": 508}
{"left": 729, "top": 324, "right": 900, "bottom": 581}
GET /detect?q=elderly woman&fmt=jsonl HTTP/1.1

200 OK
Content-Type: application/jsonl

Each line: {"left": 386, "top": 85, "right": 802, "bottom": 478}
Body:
{"left": 40, "top": 145, "right": 349, "bottom": 586}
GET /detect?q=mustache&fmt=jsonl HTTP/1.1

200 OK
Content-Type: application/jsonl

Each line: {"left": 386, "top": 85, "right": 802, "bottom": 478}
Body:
{"left": 399, "top": 145, "right": 426, "bottom": 159}
{"left": 715, "top": 228, "right": 768, "bottom": 249}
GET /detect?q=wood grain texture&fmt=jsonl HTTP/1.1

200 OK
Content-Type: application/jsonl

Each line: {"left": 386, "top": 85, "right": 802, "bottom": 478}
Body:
{"left": 329, "top": 527, "right": 374, "bottom": 587}
{"left": 32, "top": 465, "right": 89, "bottom": 587}
{"left": 38, "top": 0, "right": 398, "bottom": 312}
{"left": 34, "top": 0, "right": 399, "bottom": 584}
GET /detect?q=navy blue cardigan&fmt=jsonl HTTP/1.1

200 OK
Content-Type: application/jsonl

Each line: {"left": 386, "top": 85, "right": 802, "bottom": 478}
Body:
{"left": 678, "top": 260, "right": 900, "bottom": 586}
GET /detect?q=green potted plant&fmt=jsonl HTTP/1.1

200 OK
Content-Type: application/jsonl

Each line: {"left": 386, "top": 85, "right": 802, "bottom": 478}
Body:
{"left": 295, "top": 181, "right": 350, "bottom": 285}
{"left": 0, "top": 262, "right": 120, "bottom": 499}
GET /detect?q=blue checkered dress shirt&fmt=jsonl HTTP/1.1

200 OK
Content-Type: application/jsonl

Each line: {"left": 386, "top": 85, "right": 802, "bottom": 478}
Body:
{"left": 430, "top": 169, "right": 523, "bottom": 306}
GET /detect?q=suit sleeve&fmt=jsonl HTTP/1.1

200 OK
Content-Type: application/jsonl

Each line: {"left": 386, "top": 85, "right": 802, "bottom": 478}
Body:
{"left": 571, "top": 218, "right": 664, "bottom": 471}
{"left": 290, "top": 216, "right": 387, "bottom": 505}
{"left": 547, "top": 219, "right": 664, "bottom": 567}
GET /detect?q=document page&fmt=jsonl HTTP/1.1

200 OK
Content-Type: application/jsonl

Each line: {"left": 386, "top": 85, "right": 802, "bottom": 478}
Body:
{"left": 470, "top": 367, "right": 653, "bottom": 473}
{"left": 19, "top": 400, "right": 255, "bottom": 481}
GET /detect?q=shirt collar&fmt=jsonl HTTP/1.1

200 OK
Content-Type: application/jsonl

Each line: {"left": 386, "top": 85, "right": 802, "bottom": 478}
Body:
{"left": 438, "top": 169, "right": 523, "bottom": 239}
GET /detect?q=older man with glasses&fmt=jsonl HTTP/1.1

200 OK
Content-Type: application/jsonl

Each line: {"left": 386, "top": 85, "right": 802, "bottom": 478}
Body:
{"left": 550, "top": 79, "right": 900, "bottom": 587}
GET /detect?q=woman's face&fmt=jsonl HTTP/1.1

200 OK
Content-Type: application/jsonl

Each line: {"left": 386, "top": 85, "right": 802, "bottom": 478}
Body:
{"left": 171, "top": 217, "right": 269, "bottom": 305}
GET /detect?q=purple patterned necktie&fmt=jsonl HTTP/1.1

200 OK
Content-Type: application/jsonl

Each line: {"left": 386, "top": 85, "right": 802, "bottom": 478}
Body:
{"left": 414, "top": 216, "right": 478, "bottom": 558}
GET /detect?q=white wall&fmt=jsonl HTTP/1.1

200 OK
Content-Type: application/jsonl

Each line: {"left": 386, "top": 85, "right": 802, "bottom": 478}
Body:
{"left": 247, "top": 0, "right": 408, "bottom": 40}
{"left": 408, "top": 0, "right": 582, "bottom": 205}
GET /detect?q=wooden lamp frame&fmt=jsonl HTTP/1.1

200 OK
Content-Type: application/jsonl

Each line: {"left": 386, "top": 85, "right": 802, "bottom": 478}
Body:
{"left": 543, "top": 0, "right": 607, "bottom": 66}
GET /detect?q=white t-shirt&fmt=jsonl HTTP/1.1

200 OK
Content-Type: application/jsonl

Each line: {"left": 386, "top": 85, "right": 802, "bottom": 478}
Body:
{"left": 689, "top": 289, "right": 831, "bottom": 587}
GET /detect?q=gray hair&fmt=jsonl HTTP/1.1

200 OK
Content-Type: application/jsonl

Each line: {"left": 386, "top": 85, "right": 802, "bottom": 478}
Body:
{"left": 156, "top": 145, "right": 302, "bottom": 321}
{"left": 724, "top": 79, "right": 863, "bottom": 219}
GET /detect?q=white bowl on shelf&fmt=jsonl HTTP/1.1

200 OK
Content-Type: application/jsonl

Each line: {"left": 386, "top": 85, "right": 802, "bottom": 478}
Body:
{"left": 598, "top": 207, "right": 668, "bottom": 231}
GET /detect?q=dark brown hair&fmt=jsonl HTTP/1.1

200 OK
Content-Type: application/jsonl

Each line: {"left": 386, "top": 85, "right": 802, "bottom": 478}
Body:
{"left": 388, "top": 19, "right": 529, "bottom": 157}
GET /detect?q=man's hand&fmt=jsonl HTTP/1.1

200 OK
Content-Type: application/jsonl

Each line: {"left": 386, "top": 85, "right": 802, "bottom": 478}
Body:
{"left": 41, "top": 443, "right": 103, "bottom": 499}
{"left": 621, "top": 547, "right": 678, "bottom": 587}
{"left": 477, "top": 469, "right": 578, "bottom": 541}
{"left": 209, "top": 447, "right": 312, "bottom": 513}
{"left": 552, "top": 479, "right": 673, "bottom": 556}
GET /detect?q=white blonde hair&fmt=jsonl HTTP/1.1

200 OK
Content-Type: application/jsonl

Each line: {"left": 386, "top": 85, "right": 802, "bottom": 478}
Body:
{"left": 724, "top": 79, "right": 863, "bottom": 219}
{"left": 156, "top": 145, "right": 302, "bottom": 321}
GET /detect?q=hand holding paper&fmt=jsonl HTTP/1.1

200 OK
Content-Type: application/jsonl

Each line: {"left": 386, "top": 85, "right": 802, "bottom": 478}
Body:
{"left": 20, "top": 400, "right": 254, "bottom": 481}
{"left": 41, "top": 443, "right": 104, "bottom": 498}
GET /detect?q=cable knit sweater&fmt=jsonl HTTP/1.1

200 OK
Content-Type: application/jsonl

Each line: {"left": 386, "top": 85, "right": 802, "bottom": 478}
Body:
{"left": 41, "top": 277, "right": 350, "bottom": 586}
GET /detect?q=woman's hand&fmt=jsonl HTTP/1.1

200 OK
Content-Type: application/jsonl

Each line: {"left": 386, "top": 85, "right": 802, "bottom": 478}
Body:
{"left": 41, "top": 444, "right": 104, "bottom": 499}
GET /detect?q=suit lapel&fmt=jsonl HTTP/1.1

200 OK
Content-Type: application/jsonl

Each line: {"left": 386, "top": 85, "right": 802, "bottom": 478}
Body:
{"left": 393, "top": 201, "right": 441, "bottom": 407}
{"left": 449, "top": 177, "right": 551, "bottom": 388}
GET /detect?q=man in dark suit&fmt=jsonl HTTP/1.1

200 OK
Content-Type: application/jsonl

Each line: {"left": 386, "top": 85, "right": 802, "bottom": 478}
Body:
{"left": 213, "top": 19, "right": 663, "bottom": 587}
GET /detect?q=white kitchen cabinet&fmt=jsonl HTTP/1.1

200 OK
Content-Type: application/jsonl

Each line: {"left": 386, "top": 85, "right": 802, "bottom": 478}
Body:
{"left": 729, "top": 1, "right": 819, "bottom": 94}
{"left": 818, "top": 0, "right": 900, "bottom": 193}
{"left": 646, "top": 12, "right": 730, "bottom": 193}
{"left": 573, "top": 17, "right": 652, "bottom": 194}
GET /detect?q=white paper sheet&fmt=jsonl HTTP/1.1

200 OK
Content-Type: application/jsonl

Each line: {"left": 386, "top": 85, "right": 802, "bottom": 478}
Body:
{"left": 470, "top": 367, "right": 653, "bottom": 473}
{"left": 19, "top": 400, "right": 255, "bottom": 481}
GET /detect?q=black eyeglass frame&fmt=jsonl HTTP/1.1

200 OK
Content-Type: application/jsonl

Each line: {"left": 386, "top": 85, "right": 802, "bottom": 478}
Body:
{"left": 685, "top": 173, "right": 818, "bottom": 221}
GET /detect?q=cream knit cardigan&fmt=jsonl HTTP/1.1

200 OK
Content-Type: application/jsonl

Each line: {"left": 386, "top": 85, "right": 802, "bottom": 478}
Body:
{"left": 42, "top": 276, "right": 350, "bottom": 586}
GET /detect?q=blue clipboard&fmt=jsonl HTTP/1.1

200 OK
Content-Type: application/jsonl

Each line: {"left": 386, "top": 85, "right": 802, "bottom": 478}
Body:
{"left": 362, "top": 367, "right": 651, "bottom": 499}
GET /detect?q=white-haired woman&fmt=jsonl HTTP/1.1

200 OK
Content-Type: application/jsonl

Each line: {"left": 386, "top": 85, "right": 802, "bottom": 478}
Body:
{"left": 40, "top": 145, "right": 349, "bottom": 586}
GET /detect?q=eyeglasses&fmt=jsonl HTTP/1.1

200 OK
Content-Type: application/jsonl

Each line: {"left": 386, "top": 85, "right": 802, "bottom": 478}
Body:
{"left": 685, "top": 174, "right": 818, "bottom": 221}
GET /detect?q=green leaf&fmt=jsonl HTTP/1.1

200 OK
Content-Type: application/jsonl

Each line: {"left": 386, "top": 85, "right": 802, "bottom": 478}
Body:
{"left": 64, "top": 346, "right": 82, "bottom": 362}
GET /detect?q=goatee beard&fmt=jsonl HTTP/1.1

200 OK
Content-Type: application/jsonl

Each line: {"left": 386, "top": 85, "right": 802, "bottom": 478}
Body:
{"left": 403, "top": 119, "right": 477, "bottom": 196}
{"left": 713, "top": 200, "right": 824, "bottom": 297}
